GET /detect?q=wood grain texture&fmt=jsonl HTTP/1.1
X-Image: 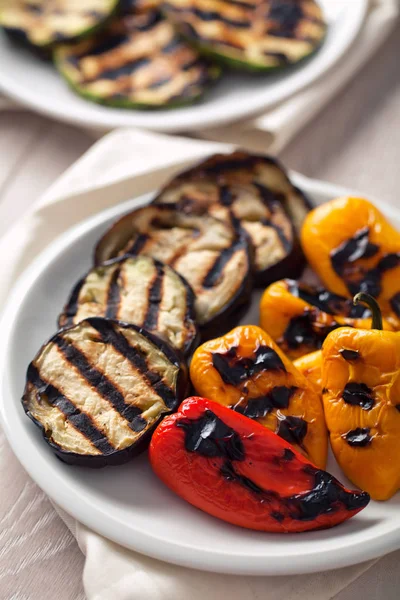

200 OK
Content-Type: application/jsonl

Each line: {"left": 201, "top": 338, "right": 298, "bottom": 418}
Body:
{"left": 0, "top": 24, "right": 400, "bottom": 600}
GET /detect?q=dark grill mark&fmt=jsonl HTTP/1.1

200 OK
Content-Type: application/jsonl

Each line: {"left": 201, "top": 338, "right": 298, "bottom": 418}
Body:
{"left": 177, "top": 409, "right": 245, "bottom": 461}
{"left": 276, "top": 415, "right": 308, "bottom": 446}
{"left": 344, "top": 428, "right": 372, "bottom": 447}
{"left": 340, "top": 349, "right": 360, "bottom": 361}
{"left": 130, "top": 415, "right": 148, "bottom": 433}
{"left": 289, "top": 469, "right": 369, "bottom": 521}
{"left": 271, "top": 511, "right": 285, "bottom": 522}
{"left": 26, "top": 364, "right": 115, "bottom": 455}
{"left": 262, "top": 51, "right": 290, "bottom": 65}
{"left": 287, "top": 281, "right": 369, "bottom": 318}
{"left": 219, "top": 185, "right": 234, "bottom": 206}
{"left": 162, "top": 38, "right": 181, "bottom": 53}
{"left": 395, "top": 405, "right": 400, "bottom": 412}
{"left": 62, "top": 276, "right": 85, "bottom": 326}
{"left": 330, "top": 229, "right": 400, "bottom": 298}
{"left": 53, "top": 334, "right": 143, "bottom": 423}
{"left": 105, "top": 265, "right": 122, "bottom": 319}
{"left": 342, "top": 383, "right": 374, "bottom": 410}
{"left": 192, "top": 7, "right": 251, "bottom": 28}
{"left": 391, "top": 292, "right": 400, "bottom": 317}
{"left": 235, "top": 386, "right": 296, "bottom": 419}
{"left": 220, "top": 461, "right": 264, "bottom": 494}
{"left": 89, "top": 319, "right": 177, "bottom": 410}
{"left": 283, "top": 311, "right": 341, "bottom": 350}
{"left": 331, "top": 228, "right": 379, "bottom": 274}
{"left": 143, "top": 263, "right": 164, "bottom": 331}
{"left": 261, "top": 217, "right": 292, "bottom": 253}
{"left": 202, "top": 240, "right": 242, "bottom": 288}
{"left": 88, "top": 57, "right": 150, "bottom": 82}
{"left": 78, "top": 34, "right": 130, "bottom": 58}
{"left": 26, "top": 3, "right": 43, "bottom": 14}
{"left": 212, "top": 344, "right": 286, "bottom": 386}
{"left": 148, "top": 76, "right": 172, "bottom": 89}
{"left": 269, "top": 0, "right": 303, "bottom": 31}
{"left": 126, "top": 233, "right": 148, "bottom": 256}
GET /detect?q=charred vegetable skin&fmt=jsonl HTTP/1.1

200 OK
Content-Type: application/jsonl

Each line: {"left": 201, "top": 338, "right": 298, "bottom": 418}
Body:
{"left": 161, "top": 0, "right": 327, "bottom": 72}
{"left": 0, "top": 0, "right": 119, "bottom": 51}
{"left": 322, "top": 293, "right": 400, "bottom": 500}
{"left": 260, "top": 279, "right": 393, "bottom": 359}
{"left": 150, "top": 397, "right": 369, "bottom": 533}
{"left": 54, "top": 0, "right": 220, "bottom": 109}
{"left": 58, "top": 255, "right": 199, "bottom": 356}
{"left": 94, "top": 204, "right": 252, "bottom": 330}
{"left": 301, "top": 197, "right": 400, "bottom": 329}
{"left": 190, "top": 325, "right": 327, "bottom": 467}
{"left": 154, "top": 151, "right": 311, "bottom": 285}
{"left": 22, "top": 318, "right": 188, "bottom": 467}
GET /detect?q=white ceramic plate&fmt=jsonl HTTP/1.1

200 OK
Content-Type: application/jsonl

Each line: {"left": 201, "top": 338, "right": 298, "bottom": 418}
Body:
{"left": 2, "top": 174, "right": 400, "bottom": 576}
{"left": 0, "top": 0, "right": 367, "bottom": 132}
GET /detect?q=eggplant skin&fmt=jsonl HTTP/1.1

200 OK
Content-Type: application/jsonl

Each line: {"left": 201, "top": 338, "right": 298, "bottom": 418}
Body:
{"left": 161, "top": 0, "right": 327, "bottom": 72}
{"left": 93, "top": 204, "right": 253, "bottom": 328}
{"left": 22, "top": 318, "right": 189, "bottom": 468}
{"left": 0, "top": 0, "right": 120, "bottom": 51}
{"left": 154, "top": 151, "right": 311, "bottom": 286}
{"left": 58, "top": 255, "right": 199, "bottom": 357}
{"left": 54, "top": 3, "right": 221, "bottom": 110}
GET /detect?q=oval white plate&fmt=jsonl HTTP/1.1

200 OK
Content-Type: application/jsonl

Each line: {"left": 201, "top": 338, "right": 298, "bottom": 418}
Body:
{"left": 1, "top": 173, "right": 400, "bottom": 576}
{"left": 0, "top": 0, "right": 367, "bottom": 132}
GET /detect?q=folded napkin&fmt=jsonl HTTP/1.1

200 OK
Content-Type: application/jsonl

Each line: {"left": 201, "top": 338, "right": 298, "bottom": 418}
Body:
{"left": 0, "top": 0, "right": 397, "bottom": 153}
{"left": 0, "top": 127, "right": 398, "bottom": 600}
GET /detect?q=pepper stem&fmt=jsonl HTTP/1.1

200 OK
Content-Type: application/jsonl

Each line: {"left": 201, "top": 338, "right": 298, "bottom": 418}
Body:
{"left": 353, "top": 293, "right": 383, "bottom": 330}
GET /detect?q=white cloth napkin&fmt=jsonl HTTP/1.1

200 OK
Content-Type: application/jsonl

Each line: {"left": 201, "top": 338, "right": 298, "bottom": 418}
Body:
{"left": 0, "top": 127, "right": 398, "bottom": 600}
{"left": 0, "top": 0, "right": 397, "bottom": 153}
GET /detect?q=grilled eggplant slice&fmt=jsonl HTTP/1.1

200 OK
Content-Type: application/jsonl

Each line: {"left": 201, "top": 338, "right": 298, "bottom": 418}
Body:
{"left": 94, "top": 204, "right": 252, "bottom": 330}
{"left": 22, "top": 318, "right": 188, "bottom": 467}
{"left": 58, "top": 255, "right": 199, "bottom": 356}
{"left": 154, "top": 151, "right": 311, "bottom": 285}
{"left": 0, "top": 0, "right": 119, "bottom": 51}
{"left": 161, "top": 0, "right": 327, "bottom": 71}
{"left": 54, "top": 0, "right": 220, "bottom": 109}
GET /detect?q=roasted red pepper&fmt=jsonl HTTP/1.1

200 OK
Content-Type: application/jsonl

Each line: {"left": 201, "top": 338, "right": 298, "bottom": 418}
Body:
{"left": 150, "top": 397, "right": 369, "bottom": 533}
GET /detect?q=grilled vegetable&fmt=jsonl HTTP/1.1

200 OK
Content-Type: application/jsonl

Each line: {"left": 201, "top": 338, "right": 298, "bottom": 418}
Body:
{"left": 190, "top": 325, "right": 328, "bottom": 467}
{"left": 301, "top": 197, "right": 400, "bottom": 330}
{"left": 259, "top": 279, "right": 393, "bottom": 359}
{"left": 293, "top": 350, "right": 322, "bottom": 395}
{"left": 94, "top": 204, "right": 252, "bottom": 331}
{"left": 22, "top": 318, "right": 188, "bottom": 467}
{"left": 150, "top": 397, "right": 369, "bottom": 533}
{"left": 58, "top": 255, "right": 198, "bottom": 356}
{"left": 0, "top": 0, "right": 119, "bottom": 52}
{"left": 154, "top": 151, "right": 311, "bottom": 284}
{"left": 322, "top": 293, "right": 400, "bottom": 501}
{"left": 54, "top": 0, "right": 220, "bottom": 109}
{"left": 161, "top": 0, "right": 327, "bottom": 72}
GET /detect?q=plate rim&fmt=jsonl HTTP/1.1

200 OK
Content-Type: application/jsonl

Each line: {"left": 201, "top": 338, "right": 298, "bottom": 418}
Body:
{"left": 0, "top": 0, "right": 368, "bottom": 132}
{"left": 1, "top": 173, "right": 400, "bottom": 576}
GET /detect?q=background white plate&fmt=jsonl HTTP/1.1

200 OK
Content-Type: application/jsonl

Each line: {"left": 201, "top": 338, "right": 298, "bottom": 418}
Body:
{"left": 0, "top": 0, "right": 367, "bottom": 132}
{"left": 1, "top": 173, "right": 400, "bottom": 576}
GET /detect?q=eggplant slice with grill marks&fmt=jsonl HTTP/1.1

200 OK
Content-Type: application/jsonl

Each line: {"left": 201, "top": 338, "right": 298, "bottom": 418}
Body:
{"left": 161, "top": 0, "right": 327, "bottom": 71}
{"left": 58, "top": 255, "right": 199, "bottom": 356}
{"left": 0, "top": 0, "right": 119, "bottom": 52}
{"left": 54, "top": 0, "right": 220, "bottom": 109}
{"left": 94, "top": 204, "right": 252, "bottom": 331}
{"left": 22, "top": 318, "right": 188, "bottom": 467}
{"left": 154, "top": 151, "right": 311, "bottom": 285}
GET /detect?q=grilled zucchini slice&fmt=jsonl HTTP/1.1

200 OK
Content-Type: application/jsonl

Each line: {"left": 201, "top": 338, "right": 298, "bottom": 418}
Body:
{"left": 161, "top": 0, "right": 327, "bottom": 71}
{"left": 59, "top": 255, "right": 199, "bottom": 356}
{"left": 22, "top": 318, "right": 188, "bottom": 467}
{"left": 54, "top": 0, "right": 220, "bottom": 109}
{"left": 0, "top": 0, "right": 119, "bottom": 51}
{"left": 94, "top": 204, "right": 252, "bottom": 330}
{"left": 154, "top": 151, "right": 311, "bottom": 285}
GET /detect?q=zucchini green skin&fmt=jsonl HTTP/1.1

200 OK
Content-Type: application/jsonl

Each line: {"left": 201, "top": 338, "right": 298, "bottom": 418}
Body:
{"left": 161, "top": 0, "right": 327, "bottom": 72}
{"left": 0, "top": 0, "right": 121, "bottom": 52}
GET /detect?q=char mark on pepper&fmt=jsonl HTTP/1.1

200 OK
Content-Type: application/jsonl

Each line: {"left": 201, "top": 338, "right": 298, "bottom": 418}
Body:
{"left": 234, "top": 386, "right": 296, "bottom": 419}
{"left": 212, "top": 344, "right": 286, "bottom": 386}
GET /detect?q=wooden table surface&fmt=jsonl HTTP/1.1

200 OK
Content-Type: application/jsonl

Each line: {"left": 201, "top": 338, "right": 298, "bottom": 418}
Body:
{"left": 1, "top": 24, "right": 399, "bottom": 600}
